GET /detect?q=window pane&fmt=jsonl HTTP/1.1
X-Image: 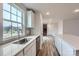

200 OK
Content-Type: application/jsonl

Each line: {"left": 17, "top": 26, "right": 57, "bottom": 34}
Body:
{"left": 11, "top": 6, "right": 17, "bottom": 15}
{"left": 3, "top": 3, "right": 10, "bottom": 12}
{"left": 18, "top": 24, "right": 22, "bottom": 35}
{"left": 3, "top": 20, "right": 11, "bottom": 38}
{"left": 3, "top": 4, "right": 24, "bottom": 39}
{"left": 18, "top": 17, "right": 22, "bottom": 23}
{"left": 12, "top": 23, "right": 18, "bottom": 36}
{"left": 3, "top": 11, "right": 10, "bottom": 20}
{"left": 11, "top": 14, "right": 16, "bottom": 21}
{"left": 17, "top": 10, "right": 22, "bottom": 17}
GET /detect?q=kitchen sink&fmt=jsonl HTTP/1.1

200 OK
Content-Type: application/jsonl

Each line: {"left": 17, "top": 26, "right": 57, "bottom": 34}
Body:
{"left": 13, "top": 38, "right": 32, "bottom": 44}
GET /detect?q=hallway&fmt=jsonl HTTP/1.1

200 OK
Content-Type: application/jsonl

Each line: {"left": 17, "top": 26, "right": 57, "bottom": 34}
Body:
{"left": 38, "top": 36, "right": 59, "bottom": 56}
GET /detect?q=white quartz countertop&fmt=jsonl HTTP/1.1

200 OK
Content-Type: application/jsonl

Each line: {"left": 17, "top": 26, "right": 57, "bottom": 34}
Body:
{"left": 0, "top": 34, "right": 40, "bottom": 56}
{"left": 59, "top": 34, "right": 79, "bottom": 50}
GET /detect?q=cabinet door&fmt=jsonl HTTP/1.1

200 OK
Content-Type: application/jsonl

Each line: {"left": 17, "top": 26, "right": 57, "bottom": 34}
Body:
{"left": 56, "top": 38, "right": 62, "bottom": 55}
{"left": 24, "top": 43, "right": 32, "bottom": 56}
{"left": 27, "top": 11, "right": 32, "bottom": 28}
{"left": 55, "top": 37, "right": 62, "bottom": 55}
{"left": 31, "top": 40, "right": 36, "bottom": 56}
{"left": 27, "top": 11, "right": 34, "bottom": 28}
{"left": 61, "top": 40, "right": 74, "bottom": 56}
{"left": 31, "top": 11, "right": 35, "bottom": 28}
{"left": 24, "top": 40, "right": 36, "bottom": 56}
{"left": 16, "top": 51, "right": 24, "bottom": 56}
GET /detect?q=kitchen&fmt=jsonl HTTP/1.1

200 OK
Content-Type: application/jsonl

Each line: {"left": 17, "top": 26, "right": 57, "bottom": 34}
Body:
{"left": 0, "top": 3, "right": 79, "bottom": 56}
{"left": 0, "top": 3, "right": 42, "bottom": 56}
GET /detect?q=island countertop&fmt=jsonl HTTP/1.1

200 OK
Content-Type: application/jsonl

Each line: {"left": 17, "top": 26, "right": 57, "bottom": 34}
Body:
{"left": 58, "top": 34, "right": 79, "bottom": 50}
{"left": 0, "top": 34, "right": 40, "bottom": 56}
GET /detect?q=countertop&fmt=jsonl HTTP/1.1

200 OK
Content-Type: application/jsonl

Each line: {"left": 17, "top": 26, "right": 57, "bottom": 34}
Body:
{"left": 0, "top": 34, "right": 40, "bottom": 56}
{"left": 58, "top": 34, "right": 79, "bottom": 50}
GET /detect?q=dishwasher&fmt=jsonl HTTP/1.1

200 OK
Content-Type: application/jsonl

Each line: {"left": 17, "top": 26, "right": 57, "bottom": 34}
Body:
{"left": 36, "top": 36, "right": 40, "bottom": 55}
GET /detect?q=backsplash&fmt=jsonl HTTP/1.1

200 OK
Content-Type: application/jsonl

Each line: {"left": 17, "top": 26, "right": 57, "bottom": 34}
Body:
{"left": 25, "top": 28, "right": 32, "bottom": 36}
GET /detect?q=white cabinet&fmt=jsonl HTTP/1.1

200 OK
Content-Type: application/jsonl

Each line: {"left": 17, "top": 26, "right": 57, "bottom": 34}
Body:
{"left": 55, "top": 36, "right": 62, "bottom": 55}
{"left": 54, "top": 36, "right": 75, "bottom": 56}
{"left": 61, "top": 40, "right": 74, "bottom": 56}
{"left": 27, "top": 10, "right": 35, "bottom": 28}
{"left": 31, "top": 40, "right": 36, "bottom": 56}
{"left": 16, "top": 51, "right": 24, "bottom": 56}
{"left": 24, "top": 39, "right": 36, "bottom": 56}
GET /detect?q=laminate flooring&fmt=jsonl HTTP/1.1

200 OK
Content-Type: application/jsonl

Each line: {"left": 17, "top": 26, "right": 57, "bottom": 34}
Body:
{"left": 37, "top": 36, "right": 59, "bottom": 56}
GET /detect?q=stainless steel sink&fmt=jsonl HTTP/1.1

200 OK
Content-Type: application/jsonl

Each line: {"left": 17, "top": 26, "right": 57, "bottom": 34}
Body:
{"left": 13, "top": 38, "right": 32, "bottom": 44}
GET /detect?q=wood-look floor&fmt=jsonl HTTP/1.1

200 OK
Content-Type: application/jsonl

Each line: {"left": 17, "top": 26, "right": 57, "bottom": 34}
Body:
{"left": 37, "top": 36, "right": 59, "bottom": 56}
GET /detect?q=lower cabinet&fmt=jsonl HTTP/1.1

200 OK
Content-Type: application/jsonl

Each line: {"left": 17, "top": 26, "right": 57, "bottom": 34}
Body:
{"left": 61, "top": 40, "right": 74, "bottom": 56}
{"left": 16, "top": 39, "right": 36, "bottom": 56}
{"left": 36, "top": 36, "right": 40, "bottom": 55}
{"left": 16, "top": 51, "right": 24, "bottom": 56}
{"left": 55, "top": 37, "right": 62, "bottom": 55}
{"left": 54, "top": 36, "right": 75, "bottom": 56}
{"left": 24, "top": 39, "right": 36, "bottom": 56}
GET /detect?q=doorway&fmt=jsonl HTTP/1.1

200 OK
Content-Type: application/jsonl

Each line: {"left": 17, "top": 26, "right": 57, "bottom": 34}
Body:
{"left": 43, "top": 24, "right": 47, "bottom": 36}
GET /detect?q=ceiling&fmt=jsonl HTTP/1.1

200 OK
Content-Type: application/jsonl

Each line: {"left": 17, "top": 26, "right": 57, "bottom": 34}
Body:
{"left": 23, "top": 3, "right": 79, "bottom": 22}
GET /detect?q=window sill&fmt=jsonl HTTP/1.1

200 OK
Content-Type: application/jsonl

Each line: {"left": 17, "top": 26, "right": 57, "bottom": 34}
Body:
{"left": 1, "top": 35, "right": 25, "bottom": 45}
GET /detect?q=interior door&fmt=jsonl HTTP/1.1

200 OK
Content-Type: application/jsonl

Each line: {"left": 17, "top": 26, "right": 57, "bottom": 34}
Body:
{"left": 43, "top": 24, "right": 47, "bottom": 36}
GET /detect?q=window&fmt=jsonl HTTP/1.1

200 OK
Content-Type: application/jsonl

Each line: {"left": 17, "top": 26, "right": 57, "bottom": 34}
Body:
{"left": 3, "top": 3, "right": 10, "bottom": 12}
{"left": 3, "top": 11, "right": 10, "bottom": 20}
{"left": 3, "top": 3, "right": 25, "bottom": 40}
{"left": 18, "top": 24, "right": 23, "bottom": 36}
{"left": 11, "top": 6, "right": 17, "bottom": 15}
{"left": 12, "top": 23, "right": 18, "bottom": 36}
{"left": 11, "top": 14, "right": 17, "bottom": 21}
{"left": 3, "top": 20, "right": 11, "bottom": 38}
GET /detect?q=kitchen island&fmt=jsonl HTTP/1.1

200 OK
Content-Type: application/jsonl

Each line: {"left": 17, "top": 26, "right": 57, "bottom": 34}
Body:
{"left": 54, "top": 34, "right": 79, "bottom": 56}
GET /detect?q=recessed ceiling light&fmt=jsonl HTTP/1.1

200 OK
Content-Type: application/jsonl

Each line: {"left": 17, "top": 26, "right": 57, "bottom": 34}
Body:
{"left": 74, "top": 9, "right": 79, "bottom": 13}
{"left": 46, "top": 12, "right": 50, "bottom": 15}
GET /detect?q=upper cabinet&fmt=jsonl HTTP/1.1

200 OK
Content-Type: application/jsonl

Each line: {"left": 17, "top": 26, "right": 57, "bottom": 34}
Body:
{"left": 27, "top": 10, "right": 35, "bottom": 28}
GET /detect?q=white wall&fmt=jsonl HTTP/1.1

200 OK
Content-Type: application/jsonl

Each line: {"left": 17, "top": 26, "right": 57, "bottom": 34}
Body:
{"left": 47, "top": 23, "right": 55, "bottom": 35}
{"left": 48, "top": 20, "right": 63, "bottom": 35}
{"left": 53, "top": 23, "right": 58, "bottom": 35}
{"left": 63, "top": 19, "right": 79, "bottom": 36}
{"left": 51, "top": 20, "right": 63, "bottom": 36}
{"left": 43, "top": 19, "right": 58, "bottom": 36}
{"left": 47, "top": 22, "right": 60, "bottom": 36}
{"left": 43, "top": 18, "right": 63, "bottom": 36}
{"left": 33, "top": 12, "right": 43, "bottom": 49}
{"left": 58, "top": 20, "right": 63, "bottom": 35}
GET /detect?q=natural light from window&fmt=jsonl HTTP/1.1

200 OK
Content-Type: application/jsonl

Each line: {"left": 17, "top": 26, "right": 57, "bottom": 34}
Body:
{"left": 3, "top": 3, "right": 24, "bottom": 40}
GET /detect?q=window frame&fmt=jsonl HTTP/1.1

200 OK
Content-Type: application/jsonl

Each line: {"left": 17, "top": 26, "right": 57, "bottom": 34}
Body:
{"left": 3, "top": 3, "right": 25, "bottom": 41}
